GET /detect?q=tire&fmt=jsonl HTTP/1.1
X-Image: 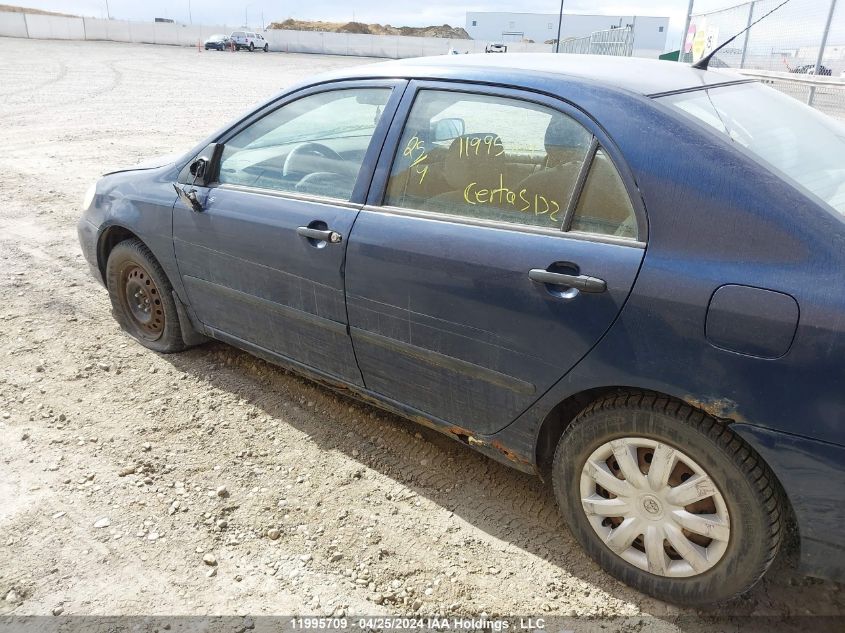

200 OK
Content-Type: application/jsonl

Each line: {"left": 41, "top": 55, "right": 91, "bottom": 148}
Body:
{"left": 249, "top": 42, "right": 254, "bottom": 52}
{"left": 105, "top": 239, "right": 185, "bottom": 354}
{"left": 263, "top": 44, "right": 268, "bottom": 52}
{"left": 552, "top": 391, "right": 783, "bottom": 605}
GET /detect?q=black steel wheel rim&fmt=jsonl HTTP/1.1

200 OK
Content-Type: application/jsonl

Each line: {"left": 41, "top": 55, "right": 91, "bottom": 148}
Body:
{"left": 121, "top": 264, "right": 164, "bottom": 340}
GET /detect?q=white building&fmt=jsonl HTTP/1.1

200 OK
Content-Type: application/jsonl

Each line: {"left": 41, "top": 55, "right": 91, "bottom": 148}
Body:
{"left": 465, "top": 12, "right": 670, "bottom": 58}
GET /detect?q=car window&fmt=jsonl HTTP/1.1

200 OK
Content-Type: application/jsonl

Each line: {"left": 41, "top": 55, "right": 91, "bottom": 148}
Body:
{"left": 570, "top": 149, "right": 638, "bottom": 239}
{"left": 383, "top": 89, "right": 637, "bottom": 238}
{"left": 661, "top": 83, "right": 845, "bottom": 217}
{"left": 384, "top": 90, "right": 592, "bottom": 229}
{"left": 232, "top": 32, "right": 243, "bottom": 37}
{"left": 218, "top": 88, "right": 391, "bottom": 201}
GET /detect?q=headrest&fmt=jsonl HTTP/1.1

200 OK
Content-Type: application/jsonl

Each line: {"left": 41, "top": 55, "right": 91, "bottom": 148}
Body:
{"left": 544, "top": 116, "right": 590, "bottom": 152}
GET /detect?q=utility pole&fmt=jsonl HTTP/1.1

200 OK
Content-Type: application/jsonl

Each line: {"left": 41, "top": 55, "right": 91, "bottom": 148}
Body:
{"left": 188, "top": 0, "right": 192, "bottom": 24}
{"left": 554, "top": 0, "right": 565, "bottom": 53}
{"left": 678, "top": 0, "right": 695, "bottom": 62}
{"left": 105, "top": 0, "right": 110, "bottom": 20}
{"left": 808, "top": 0, "right": 837, "bottom": 105}
{"left": 739, "top": 2, "right": 755, "bottom": 69}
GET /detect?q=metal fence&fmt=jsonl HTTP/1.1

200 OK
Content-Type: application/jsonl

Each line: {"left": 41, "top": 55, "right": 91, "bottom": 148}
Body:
{"left": 558, "top": 27, "right": 633, "bottom": 56}
{"left": 682, "top": 0, "right": 844, "bottom": 118}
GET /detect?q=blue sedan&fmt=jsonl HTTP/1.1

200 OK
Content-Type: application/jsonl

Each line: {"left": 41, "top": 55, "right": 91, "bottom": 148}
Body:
{"left": 77, "top": 54, "right": 845, "bottom": 605}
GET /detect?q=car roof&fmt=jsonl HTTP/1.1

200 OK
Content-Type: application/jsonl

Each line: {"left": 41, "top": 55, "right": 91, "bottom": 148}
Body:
{"left": 335, "top": 54, "right": 748, "bottom": 97}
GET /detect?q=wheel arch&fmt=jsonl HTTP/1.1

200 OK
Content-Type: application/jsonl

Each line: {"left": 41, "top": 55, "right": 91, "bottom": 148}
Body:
{"left": 537, "top": 386, "right": 749, "bottom": 474}
{"left": 534, "top": 386, "right": 624, "bottom": 476}
{"left": 98, "top": 229, "right": 208, "bottom": 349}
{"left": 97, "top": 225, "right": 142, "bottom": 283}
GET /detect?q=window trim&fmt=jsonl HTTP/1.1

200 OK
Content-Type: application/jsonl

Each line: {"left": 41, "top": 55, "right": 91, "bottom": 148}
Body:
{"left": 216, "top": 182, "right": 363, "bottom": 210}
{"left": 359, "top": 204, "right": 645, "bottom": 248}
{"left": 366, "top": 79, "right": 648, "bottom": 244}
{"left": 562, "top": 137, "right": 599, "bottom": 231}
{"left": 204, "top": 78, "right": 408, "bottom": 206}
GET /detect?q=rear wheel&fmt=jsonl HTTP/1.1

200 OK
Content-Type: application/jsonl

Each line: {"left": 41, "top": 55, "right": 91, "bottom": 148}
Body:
{"left": 552, "top": 392, "right": 783, "bottom": 605}
{"left": 105, "top": 239, "right": 185, "bottom": 353}
{"left": 249, "top": 42, "right": 254, "bottom": 52}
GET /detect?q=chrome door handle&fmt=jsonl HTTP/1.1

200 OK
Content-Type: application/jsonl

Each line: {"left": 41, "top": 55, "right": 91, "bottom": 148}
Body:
{"left": 297, "top": 227, "right": 343, "bottom": 243}
{"left": 528, "top": 269, "right": 607, "bottom": 293}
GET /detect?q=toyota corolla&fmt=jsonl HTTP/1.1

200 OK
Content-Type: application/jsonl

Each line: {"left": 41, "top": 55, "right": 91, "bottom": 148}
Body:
{"left": 77, "top": 54, "right": 845, "bottom": 605}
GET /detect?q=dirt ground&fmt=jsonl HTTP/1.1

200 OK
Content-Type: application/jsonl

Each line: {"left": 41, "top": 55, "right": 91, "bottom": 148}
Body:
{"left": 0, "top": 38, "right": 842, "bottom": 628}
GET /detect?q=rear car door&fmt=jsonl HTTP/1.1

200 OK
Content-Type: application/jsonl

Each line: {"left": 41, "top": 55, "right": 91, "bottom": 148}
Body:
{"left": 173, "top": 81, "right": 405, "bottom": 385}
{"left": 345, "top": 82, "right": 646, "bottom": 433}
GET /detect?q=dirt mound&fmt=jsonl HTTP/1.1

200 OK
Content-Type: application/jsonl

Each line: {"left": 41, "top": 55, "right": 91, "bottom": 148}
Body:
{"left": 268, "top": 18, "right": 470, "bottom": 39}
{"left": 0, "top": 3, "right": 78, "bottom": 17}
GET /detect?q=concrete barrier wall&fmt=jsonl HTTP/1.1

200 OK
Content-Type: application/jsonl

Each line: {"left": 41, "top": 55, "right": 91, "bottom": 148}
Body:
{"left": 81, "top": 17, "right": 123, "bottom": 41}
{"left": 0, "top": 11, "right": 27, "bottom": 38}
{"left": 0, "top": 11, "right": 554, "bottom": 58}
{"left": 24, "top": 13, "right": 85, "bottom": 40}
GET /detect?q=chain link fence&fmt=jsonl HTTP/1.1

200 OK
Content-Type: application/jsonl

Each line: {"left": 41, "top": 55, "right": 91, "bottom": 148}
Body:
{"left": 558, "top": 27, "right": 634, "bottom": 56}
{"left": 682, "top": 0, "right": 844, "bottom": 119}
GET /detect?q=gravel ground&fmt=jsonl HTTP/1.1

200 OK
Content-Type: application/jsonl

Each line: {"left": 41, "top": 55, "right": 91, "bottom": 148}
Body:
{"left": 0, "top": 38, "right": 842, "bottom": 628}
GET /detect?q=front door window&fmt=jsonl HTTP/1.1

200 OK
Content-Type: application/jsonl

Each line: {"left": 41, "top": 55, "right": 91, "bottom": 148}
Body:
{"left": 218, "top": 88, "right": 392, "bottom": 200}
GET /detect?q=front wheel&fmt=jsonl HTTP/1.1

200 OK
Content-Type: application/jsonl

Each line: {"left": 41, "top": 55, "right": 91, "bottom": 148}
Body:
{"left": 249, "top": 42, "right": 254, "bottom": 52}
{"left": 105, "top": 239, "right": 185, "bottom": 354}
{"left": 553, "top": 392, "right": 783, "bottom": 605}
{"left": 263, "top": 44, "right": 268, "bottom": 52}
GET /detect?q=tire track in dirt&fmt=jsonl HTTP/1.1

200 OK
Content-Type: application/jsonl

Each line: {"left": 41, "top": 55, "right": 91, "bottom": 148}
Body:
{"left": 0, "top": 60, "right": 68, "bottom": 99}
{"left": 1, "top": 37, "right": 842, "bottom": 623}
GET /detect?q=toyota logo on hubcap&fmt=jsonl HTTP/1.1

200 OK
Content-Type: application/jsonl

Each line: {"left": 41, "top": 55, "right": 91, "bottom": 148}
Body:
{"left": 642, "top": 495, "right": 662, "bottom": 515}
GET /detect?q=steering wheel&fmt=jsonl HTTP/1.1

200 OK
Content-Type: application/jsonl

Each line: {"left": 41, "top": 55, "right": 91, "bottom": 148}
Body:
{"left": 295, "top": 171, "right": 349, "bottom": 195}
{"left": 282, "top": 142, "right": 344, "bottom": 178}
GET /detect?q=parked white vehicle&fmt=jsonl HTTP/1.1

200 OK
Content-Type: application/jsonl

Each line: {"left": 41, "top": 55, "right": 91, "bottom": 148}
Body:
{"left": 230, "top": 31, "right": 268, "bottom": 52}
{"left": 485, "top": 42, "right": 507, "bottom": 53}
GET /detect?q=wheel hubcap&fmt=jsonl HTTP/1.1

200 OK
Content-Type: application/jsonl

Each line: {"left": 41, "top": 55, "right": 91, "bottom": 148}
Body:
{"left": 122, "top": 265, "right": 164, "bottom": 340}
{"left": 580, "top": 437, "right": 730, "bottom": 578}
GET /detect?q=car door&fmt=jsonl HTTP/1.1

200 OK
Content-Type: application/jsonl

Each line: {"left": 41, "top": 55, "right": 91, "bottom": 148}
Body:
{"left": 173, "top": 80, "right": 405, "bottom": 386}
{"left": 345, "top": 82, "right": 647, "bottom": 434}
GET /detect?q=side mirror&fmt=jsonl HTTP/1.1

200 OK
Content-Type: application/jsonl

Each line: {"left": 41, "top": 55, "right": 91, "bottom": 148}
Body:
{"left": 431, "top": 118, "right": 465, "bottom": 142}
{"left": 189, "top": 157, "right": 208, "bottom": 181}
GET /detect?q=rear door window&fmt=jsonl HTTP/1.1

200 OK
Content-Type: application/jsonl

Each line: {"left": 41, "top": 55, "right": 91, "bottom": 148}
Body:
{"left": 383, "top": 89, "right": 638, "bottom": 239}
{"left": 570, "top": 149, "right": 638, "bottom": 239}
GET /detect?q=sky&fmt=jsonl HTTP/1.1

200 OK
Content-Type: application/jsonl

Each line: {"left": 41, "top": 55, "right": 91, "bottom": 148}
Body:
{"left": 9, "top": 1, "right": 744, "bottom": 50}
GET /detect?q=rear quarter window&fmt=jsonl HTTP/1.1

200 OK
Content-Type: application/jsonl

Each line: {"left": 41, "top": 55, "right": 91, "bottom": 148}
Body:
{"left": 661, "top": 83, "right": 845, "bottom": 217}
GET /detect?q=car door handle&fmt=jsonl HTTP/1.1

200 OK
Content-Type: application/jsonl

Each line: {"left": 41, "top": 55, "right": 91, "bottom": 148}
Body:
{"left": 528, "top": 269, "right": 607, "bottom": 293}
{"left": 296, "top": 227, "right": 343, "bottom": 243}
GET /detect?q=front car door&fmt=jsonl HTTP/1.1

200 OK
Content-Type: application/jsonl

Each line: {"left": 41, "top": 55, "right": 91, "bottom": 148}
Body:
{"left": 173, "top": 81, "right": 405, "bottom": 385}
{"left": 345, "top": 82, "right": 647, "bottom": 434}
